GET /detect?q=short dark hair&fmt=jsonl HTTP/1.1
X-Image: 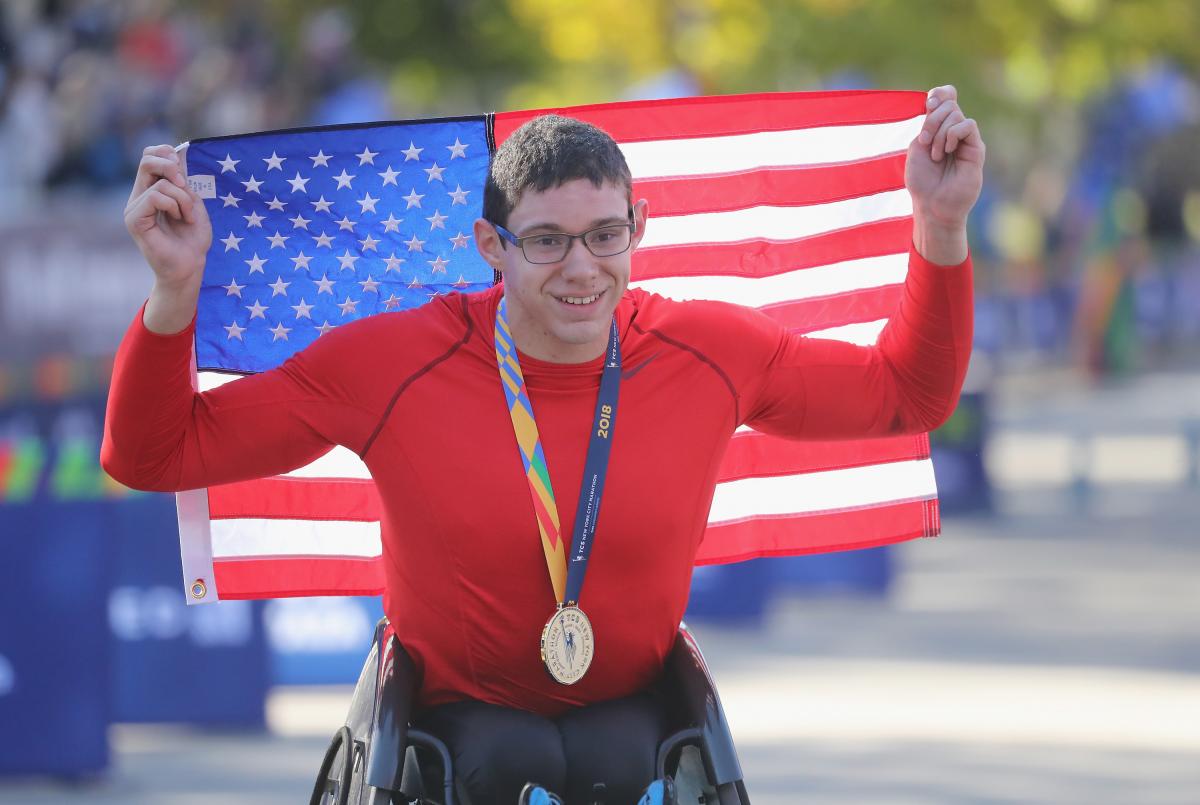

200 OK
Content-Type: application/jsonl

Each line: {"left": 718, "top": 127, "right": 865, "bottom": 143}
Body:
{"left": 483, "top": 114, "right": 633, "bottom": 227}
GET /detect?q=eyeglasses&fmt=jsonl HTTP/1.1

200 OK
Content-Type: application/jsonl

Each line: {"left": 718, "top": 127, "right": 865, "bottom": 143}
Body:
{"left": 492, "top": 218, "right": 636, "bottom": 264}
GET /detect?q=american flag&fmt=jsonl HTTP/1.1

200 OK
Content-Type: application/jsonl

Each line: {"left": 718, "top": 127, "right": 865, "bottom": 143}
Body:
{"left": 178, "top": 90, "right": 939, "bottom": 603}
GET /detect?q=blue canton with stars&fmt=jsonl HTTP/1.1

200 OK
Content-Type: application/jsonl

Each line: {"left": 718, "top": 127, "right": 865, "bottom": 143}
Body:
{"left": 187, "top": 117, "right": 494, "bottom": 373}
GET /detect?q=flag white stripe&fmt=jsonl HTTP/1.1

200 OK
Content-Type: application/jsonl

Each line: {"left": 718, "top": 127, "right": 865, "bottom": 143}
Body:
{"left": 208, "top": 460, "right": 933, "bottom": 560}
{"left": 620, "top": 117, "right": 924, "bottom": 179}
{"left": 281, "top": 446, "right": 371, "bottom": 479}
{"left": 629, "top": 252, "right": 907, "bottom": 307}
{"left": 637, "top": 190, "right": 912, "bottom": 249}
{"left": 212, "top": 518, "right": 382, "bottom": 559}
{"left": 198, "top": 371, "right": 241, "bottom": 391}
{"left": 803, "top": 318, "right": 889, "bottom": 346}
{"left": 707, "top": 458, "right": 937, "bottom": 523}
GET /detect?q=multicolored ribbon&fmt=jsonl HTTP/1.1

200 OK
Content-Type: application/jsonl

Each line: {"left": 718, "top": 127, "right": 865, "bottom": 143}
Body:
{"left": 495, "top": 296, "right": 568, "bottom": 601}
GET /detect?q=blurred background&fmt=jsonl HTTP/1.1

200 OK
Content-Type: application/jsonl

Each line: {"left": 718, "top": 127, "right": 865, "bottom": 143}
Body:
{"left": 1, "top": 0, "right": 1198, "bottom": 802}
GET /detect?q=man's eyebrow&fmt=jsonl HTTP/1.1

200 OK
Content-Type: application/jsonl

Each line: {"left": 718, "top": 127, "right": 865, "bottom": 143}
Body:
{"left": 518, "top": 215, "right": 630, "bottom": 235}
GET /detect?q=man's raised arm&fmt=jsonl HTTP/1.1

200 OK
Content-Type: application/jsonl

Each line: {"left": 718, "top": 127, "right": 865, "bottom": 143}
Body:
{"left": 102, "top": 146, "right": 375, "bottom": 492}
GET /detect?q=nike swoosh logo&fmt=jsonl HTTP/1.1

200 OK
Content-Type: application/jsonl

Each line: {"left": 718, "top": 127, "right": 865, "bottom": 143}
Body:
{"left": 622, "top": 351, "right": 661, "bottom": 381}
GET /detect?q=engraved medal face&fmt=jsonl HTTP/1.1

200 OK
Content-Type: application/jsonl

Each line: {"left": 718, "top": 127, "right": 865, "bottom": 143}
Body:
{"left": 540, "top": 606, "right": 595, "bottom": 685}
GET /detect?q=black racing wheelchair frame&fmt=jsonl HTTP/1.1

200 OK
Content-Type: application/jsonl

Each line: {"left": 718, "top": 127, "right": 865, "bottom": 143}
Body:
{"left": 310, "top": 618, "right": 751, "bottom": 805}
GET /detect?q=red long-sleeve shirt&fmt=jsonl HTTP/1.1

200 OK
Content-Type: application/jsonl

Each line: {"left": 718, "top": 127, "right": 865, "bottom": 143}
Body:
{"left": 102, "top": 248, "right": 972, "bottom": 717}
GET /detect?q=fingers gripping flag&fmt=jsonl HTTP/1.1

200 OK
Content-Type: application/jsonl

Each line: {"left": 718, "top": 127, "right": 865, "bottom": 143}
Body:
{"left": 177, "top": 90, "right": 938, "bottom": 603}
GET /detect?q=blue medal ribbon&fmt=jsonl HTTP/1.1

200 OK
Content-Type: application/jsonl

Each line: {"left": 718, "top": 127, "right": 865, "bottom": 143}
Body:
{"left": 563, "top": 317, "right": 621, "bottom": 606}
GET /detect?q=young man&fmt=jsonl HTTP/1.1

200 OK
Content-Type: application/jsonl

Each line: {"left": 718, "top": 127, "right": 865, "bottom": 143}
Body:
{"left": 104, "top": 86, "right": 983, "bottom": 804}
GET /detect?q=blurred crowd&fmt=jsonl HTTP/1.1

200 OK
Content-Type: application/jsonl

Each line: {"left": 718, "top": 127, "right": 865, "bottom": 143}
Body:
{"left": 0, "top": 0, "right": 390, "bottom": 205}
{"left": 3, "top": 0, "right": 1200, "bottom": 377}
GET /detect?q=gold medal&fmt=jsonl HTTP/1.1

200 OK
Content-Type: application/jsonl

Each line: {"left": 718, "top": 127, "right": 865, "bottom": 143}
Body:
{"left": 540, "top": 605, "right": 595, "bottom": 685}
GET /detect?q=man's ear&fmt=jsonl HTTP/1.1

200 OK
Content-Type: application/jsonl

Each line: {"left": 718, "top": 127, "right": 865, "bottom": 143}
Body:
{"left": 473, "top": 217, "right": 506, "bottom": 273}
{"left": 630, "top": 198, "right": 650, "bottom": 251}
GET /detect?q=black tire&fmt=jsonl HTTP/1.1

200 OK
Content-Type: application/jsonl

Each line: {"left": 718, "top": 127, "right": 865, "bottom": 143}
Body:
{"left": 311, "top": 726, "right": 355, "bottom": 805}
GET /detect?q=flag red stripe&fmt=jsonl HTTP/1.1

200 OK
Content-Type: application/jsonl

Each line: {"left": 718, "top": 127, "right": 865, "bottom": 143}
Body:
{"left": 213, "top": 555, "right": 384, "bottom": 600}
{"left": 695, "top": 498, "right": 938, "bottom": 565}
{"left": 757, "top": 284, "right": 905, "bottom": 334}
{"left": 495, "top": 90, "right": 926, "bottom": 144}
{"left": 633, "top": 153, "right": 907, "bottom": 217}
{"left": 631, "top": 218, "right": 913, "bottom": 281}
{"left": 208, "top": 476, "right": 381, "bottom": 520}
{"left": 718, "top": 432, "right": 929, "bottom": 483}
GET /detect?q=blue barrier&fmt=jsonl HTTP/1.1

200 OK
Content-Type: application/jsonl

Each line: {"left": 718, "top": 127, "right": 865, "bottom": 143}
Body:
{"left": 266, "top": 595, "right": 384, "bottom": 685}
{"left": 770, "top": 546, "right": 892, "bottom": 596}
{"left": 109, "top": 494, "right": 268, "bottom": 726}
{"left": 0, "top": 502, "right": 111, "bottom": 777}
{"left": 686, "top": 559, "right": 770, "bottom": 623}
{"left": 931, "top": 391, "right": 993, "bottom": 513}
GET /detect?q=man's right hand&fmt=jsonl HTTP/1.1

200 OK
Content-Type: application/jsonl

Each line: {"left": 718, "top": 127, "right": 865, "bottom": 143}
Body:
{"left": 125, "top": 144, "right": 213, "bottom": 333}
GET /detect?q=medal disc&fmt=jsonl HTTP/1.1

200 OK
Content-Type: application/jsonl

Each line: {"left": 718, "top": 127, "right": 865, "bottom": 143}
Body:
{"left": 540, "top": 605, "right": 595, "bottom": 685}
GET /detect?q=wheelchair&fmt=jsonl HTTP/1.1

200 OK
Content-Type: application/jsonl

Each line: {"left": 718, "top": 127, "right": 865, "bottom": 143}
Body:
{"left": 310, "top": 618, "right": 751, "bottom": 805}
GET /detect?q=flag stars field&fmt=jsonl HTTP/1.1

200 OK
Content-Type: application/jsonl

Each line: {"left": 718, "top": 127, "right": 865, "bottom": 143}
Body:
{"left": 189, "top": 124, "right": 491, "bottom": 376}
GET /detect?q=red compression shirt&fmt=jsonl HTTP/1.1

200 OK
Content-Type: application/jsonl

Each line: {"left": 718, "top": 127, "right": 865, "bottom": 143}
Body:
{"left": 102, "top": 248, "right": 973, "bottom": 717}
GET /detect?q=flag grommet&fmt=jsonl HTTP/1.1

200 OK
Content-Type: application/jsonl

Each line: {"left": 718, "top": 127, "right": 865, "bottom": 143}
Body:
{"left": 190, "top": 579, "right": 208, "bottom": 600}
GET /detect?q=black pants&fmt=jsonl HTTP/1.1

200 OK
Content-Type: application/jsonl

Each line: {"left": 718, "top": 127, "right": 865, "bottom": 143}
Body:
{"left": 415, "top": 690, "right": 668, "bottom": 805}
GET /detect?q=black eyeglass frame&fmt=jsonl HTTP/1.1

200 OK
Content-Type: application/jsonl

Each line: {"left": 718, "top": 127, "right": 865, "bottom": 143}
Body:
{"left": 491, "top": 214, "right": 637, "bottom": 264}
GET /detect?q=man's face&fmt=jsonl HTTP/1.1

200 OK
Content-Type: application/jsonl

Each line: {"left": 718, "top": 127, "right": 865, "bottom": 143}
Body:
{"left": 475, "top": 178, "right": 648, "bottom": 363}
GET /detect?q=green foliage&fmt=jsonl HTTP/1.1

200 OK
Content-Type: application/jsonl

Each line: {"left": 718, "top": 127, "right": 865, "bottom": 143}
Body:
{"left": 260, "top": 0, "right": 1198, "bottom": 126}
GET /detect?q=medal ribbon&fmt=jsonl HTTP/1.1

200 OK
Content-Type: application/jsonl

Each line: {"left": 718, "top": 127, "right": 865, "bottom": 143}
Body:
{"left": 494, "top": 296, "right": 621, "bottom": 606}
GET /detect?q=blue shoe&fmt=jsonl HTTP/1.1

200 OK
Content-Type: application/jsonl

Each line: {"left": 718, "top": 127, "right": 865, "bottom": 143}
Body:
{"left": 519, "top": 782, "right": 563, "bottom": 805}
{"left": 636, "top": 776, "right": 677, "bottom": 805}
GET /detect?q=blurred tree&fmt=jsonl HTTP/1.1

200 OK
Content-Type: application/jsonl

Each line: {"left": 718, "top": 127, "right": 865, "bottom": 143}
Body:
{"left": 255, "top": 1, "right": 1198, "bottom": 133}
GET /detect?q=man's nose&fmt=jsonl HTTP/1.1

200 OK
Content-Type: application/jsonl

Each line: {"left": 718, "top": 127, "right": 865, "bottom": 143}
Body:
{"left": 558, "top": 236, "right": 597, "bottom": 277}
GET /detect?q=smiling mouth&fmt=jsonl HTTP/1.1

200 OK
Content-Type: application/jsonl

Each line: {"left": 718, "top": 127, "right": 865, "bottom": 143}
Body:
{"left": 555, "top": 291, "right": 603, "bottom": 306}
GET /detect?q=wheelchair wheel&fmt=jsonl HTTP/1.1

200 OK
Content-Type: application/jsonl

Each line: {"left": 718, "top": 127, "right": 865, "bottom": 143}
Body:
{"left": 311, "top": 726, "right": 358, "bottom": 805}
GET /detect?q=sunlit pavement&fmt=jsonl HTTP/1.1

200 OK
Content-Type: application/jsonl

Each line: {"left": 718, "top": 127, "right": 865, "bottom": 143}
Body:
{"left": 4, "top": 371, "right": 1199, "bottom": 804}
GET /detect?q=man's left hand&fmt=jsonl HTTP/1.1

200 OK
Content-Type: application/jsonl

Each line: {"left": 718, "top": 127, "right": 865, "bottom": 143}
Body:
{"left": 906, "top": 85, "right": 986, "bottom": 265}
